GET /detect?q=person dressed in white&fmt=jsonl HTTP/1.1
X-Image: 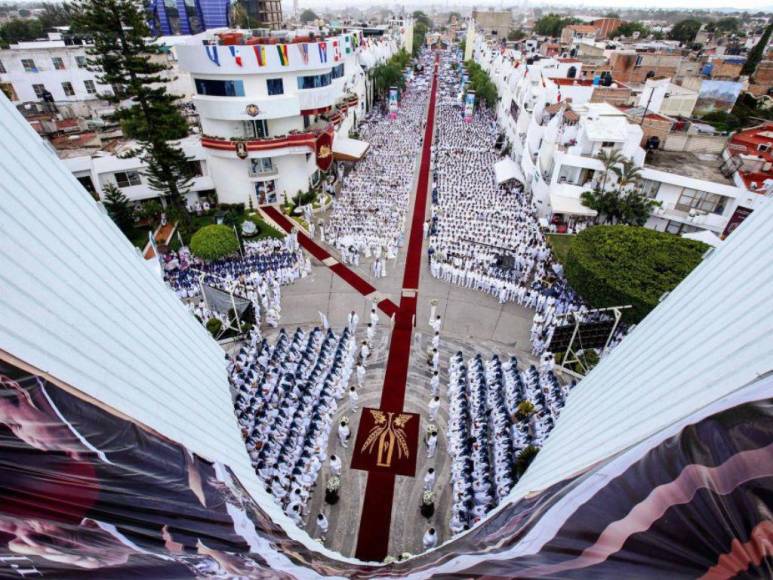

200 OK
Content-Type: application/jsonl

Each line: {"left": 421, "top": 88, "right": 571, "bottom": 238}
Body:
{"left": 356, "top": 363, "right": 366, "bottom": 388}
{"left": 428, "top": 396, "right": 440, "bottom": 422}
{"left": 319, "top": 311, "right": 330, "bottom": 331}
{"left": 316, "top": 513, "right": 329, "bottom": 541}
{"left": 430, "top": 315, "right": 442, "bottom": 333}
{"left": 423, "top": 467, "right": 436, "bottom": 491}
{"left": 426, "top": 430, "right": 438, "bottom": 458}
{"left": 370, "top": 308, "right": 379, "bottom": 327}
{"left": 423, "top": 527, "right": 438, "bottom": 550}
{"left": 329, "top": 454, "right": 342, "bottom": 476}
{"left": 347, "top": 310, "right": 359, "bottom": 332}
{"left": 429, "top": 370, "right": 440, "bottom": 396}
{"left": 338, "top": 419, "right": 350, "bottom": 448}
{"left": 348, "top": 386, "right": 359, "bottom": 413}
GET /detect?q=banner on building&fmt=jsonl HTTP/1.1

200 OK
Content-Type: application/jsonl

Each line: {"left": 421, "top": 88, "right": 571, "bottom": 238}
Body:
{"left": 0, "top": 354, "right": 771, "bottom": 577}
{"left": 314, "top": 127, "right": 334, "bottom": 172}
{"left": 388, "top": 86, "right": 399, "bottom": 120}
{"left": 722, "top": 205, "right": 753, "bottom": 238}
{"left": 464, "top": 91, "right": 475, "bottom": 123}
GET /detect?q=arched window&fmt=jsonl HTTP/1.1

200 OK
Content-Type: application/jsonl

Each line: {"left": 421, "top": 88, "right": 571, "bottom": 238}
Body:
{"left": 567, "top": 66, "right": 577, "bottom": 79}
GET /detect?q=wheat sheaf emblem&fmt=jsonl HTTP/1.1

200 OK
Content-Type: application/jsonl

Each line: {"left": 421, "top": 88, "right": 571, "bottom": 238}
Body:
{"left": 361, "top": 410, "right": 412, "bottom": 467}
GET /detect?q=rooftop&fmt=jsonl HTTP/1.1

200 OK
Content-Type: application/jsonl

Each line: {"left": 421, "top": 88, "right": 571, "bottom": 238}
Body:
{"left": 644, "top": 150, "right": 733, "bottom": 185}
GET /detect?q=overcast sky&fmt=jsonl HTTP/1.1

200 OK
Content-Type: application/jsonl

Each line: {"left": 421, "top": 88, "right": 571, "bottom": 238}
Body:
{"left": 295, "top": 0, "right": 771, "bottom": 10}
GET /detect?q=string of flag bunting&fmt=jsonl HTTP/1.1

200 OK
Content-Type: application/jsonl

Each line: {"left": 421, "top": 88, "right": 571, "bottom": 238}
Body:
{"left": 202, "top": 33, "right": 369, "bottom": 68}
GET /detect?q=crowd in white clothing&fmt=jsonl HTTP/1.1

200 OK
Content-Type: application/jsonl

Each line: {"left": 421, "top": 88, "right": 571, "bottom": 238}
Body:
{"left": 229, "top": 325, "right": 358, "bottom": 526}
{"left": 164, "top": 237, "right": 310, "bottom": 329}
{"left": 425, "top": 53, "right": 599, "bottom": 356}
{"left": 446, "top": 350, "right": 574, "bottom": 535}
{"left": 323, "top": 51, "right": 435, "bottom": 267}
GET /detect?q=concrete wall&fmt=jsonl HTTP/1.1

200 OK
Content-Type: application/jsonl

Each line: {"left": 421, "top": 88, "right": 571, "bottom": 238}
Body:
{"left": 664, "top": 132, "right": 729, "bottom": 154}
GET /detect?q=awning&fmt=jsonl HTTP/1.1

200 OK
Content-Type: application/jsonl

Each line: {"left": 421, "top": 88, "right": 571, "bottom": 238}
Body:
{"left": 333, "top": 136, "right": 369, "bottom": 161}
{"left": 494, "top": 157, "right": 525, "bottom": 185}
{"left": 549, "top": 193, "right": 598, "bottom": 217}
{"left": 682, "top": 229, "right": 722, "bottom": 247}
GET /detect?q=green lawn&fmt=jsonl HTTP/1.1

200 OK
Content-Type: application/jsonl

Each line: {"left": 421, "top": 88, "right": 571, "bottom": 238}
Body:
{"left": 546, "top": 234, "right": 576, "bottom": 264}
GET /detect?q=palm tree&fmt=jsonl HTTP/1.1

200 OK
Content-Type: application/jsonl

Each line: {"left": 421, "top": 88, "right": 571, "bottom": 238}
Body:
{"left": 611, "top": 159, "right": 642, "bottom": 193}
{"left": 596, "top": 148, "right": 624, "bottom": 194}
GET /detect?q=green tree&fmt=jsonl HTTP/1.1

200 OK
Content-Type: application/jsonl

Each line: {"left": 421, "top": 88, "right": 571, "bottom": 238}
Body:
{"left": 0, "top": 19, "right": 44, "bottom": 46}
{"left": 73, "top": 0, "right": 193, "bottom": 221}
{"left": 564, "top": 225, "right": 708, "bottom": 323}
{"left": 102, "top": 183, "right": 135, "bottom": 232}
{"left": 412, "top": 10, "right": 432, "bottom": 30}
{"left": 507, "top": 28, "right": 527, "bottom": 41}
{"left": 715, "top": 17, "right": 740, "bottom": 34}
{"left": 448, "top": 11, "right": 461, "bottom": 23}
{"left": 668, "top": 19, "right": 702, "bottom": 44}
{"left": 534, "top": 13, "right": 579, "bottom": 38}
{"left": 582, "top": 157, "right": 657, "bottom": 226}
{"left": 613, "top": 21, "right": 650, "bottom": 39}
{"left": 514, "top": 445, "right": 540, "bottom": 480}
{"left": 742, "top": 23, "right": 773, "bottom": 77}
{"left": 299, "top": 8, "right": 317, "bottom": 23}
{"left": 463, "top": 60, "right": 499, "bottom": 109}
{"left": 190, "top": 224, "right": 240, "bottom": 261}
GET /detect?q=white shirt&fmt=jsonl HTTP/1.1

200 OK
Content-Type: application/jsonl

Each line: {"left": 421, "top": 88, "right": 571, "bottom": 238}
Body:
{"left": 423, "top": 530, "right": 437, "bottom": 550}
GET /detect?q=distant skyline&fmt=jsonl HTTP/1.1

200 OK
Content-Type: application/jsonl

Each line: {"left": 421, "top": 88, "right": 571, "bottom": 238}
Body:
{"left": 291, "top": 0, "right": 771, "bottom": 11}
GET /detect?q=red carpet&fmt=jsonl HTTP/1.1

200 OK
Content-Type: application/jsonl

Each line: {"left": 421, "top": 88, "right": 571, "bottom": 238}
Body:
{"left": 354, "top": 53, "right": 440, "bottom": 563}
{"left": 261, "top": 205, "right": 398, "bottom": 316}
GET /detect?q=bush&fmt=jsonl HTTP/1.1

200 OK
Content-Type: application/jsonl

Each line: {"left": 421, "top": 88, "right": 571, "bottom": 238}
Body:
{"left": 190, "top": 224, "right": 240, "bottom": 261}
{"left": 565, "top": 225, "right": 708, "bottom": 323}
{"left": 243, "top": 215, "right": 285, "bottom": 240}
{"left": 205, "top": 318, "right": 222, "bottom": 337}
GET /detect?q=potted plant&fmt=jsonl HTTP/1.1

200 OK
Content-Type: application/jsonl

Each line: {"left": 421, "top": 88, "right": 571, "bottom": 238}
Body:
{"left": 325, "top": 475, "right": 341, "bottom": 505}
{"left": 420, "top": 489, "right": 435, "bottom": 518}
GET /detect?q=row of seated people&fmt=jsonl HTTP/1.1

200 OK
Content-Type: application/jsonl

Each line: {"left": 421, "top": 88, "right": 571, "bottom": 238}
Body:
{"left": 446, "top": 352, "right": 576, "bottom": 536}
{"left": 228, "top": 326, "right": 356, "bottom": 526}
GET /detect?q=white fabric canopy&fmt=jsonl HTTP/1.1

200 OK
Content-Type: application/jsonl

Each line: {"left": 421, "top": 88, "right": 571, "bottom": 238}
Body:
{"left": 332, "top": 136, "right": 370, "bottom": 161}
{"left": 549, "top": 193, "right": 598, "bottom": 217}
{"left": 682, "top": 229, "right": 722, "bottom": 247}
{"left": 494, "top": 158, "right": 525, "bottom": 185}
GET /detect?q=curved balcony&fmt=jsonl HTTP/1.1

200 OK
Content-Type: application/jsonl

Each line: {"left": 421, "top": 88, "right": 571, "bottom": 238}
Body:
{"left": 201, "top": 124, "right": 333, "bottom": 155}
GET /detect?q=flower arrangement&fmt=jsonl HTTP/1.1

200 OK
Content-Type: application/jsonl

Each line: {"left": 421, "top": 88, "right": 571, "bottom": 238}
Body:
{"left": 422, "top": 490, "right": 435, "bottom": 506}
{"left": 326, "top": 476, "right": 341, "bottom": 492}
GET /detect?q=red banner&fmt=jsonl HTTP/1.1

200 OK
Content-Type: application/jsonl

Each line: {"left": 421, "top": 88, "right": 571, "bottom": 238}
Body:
{"left": 314, "top": 128, "right": 334, "bottom": 172}
{"left": 350, "top": 408, "right": 420, "bottom": 477}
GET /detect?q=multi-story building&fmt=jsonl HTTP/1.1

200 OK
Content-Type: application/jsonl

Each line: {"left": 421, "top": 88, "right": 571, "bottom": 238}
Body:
{"left": 471, "top": 9, "right": 513, "bottom": 39}
{"left": 0, "top": 31, "right": 111, "bottom": 116}
{"left": 147, "top": 0, "right": 231, "bottom": 36}
{"left": 475, "top": 37, "right": 770, "bottom": 238}
{"left": 175, "top": 28, "right": 397, "bottom": 206}
{"left": 244, "top": 0, "right": 283, "bottom": 29}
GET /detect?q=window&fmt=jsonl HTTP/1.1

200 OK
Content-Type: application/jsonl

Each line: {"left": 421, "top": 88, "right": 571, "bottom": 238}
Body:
{"left": 303, "top": 114, "right": 310, "bottom": 129}
{"left": 244, "top": 119, "right": 268, "bottom": 139}
{"left": 187, "top": 160, "right": 203, "bottom": 177}
{"left": 331, "top": 63, "right": 344, "bottom": 80}
{"left": 84, "top": 80, "right": 96, "bottom": 94}
{"left": 675, "top": 188, "right": 725, "bottom": 215}
{"left": 297, "top": 72, "right": 332, "bottom": 90}
{"left": 266, "top": 78, "right": 283, "bottom": 95}
{"left": 61, "top": 82, "right": 75, "bottom": 96}
{"left": 114, "top": 171, "right": 142, "bottom": 188}
{"left": 52, "top": 57, "right": 65, "bottom": 70}
{"left": 76, "top": 55, "right": 88, "bottom": 68}
{"left": 758, "top": 143, "right": 770, "bottom": 152}
{"left": 194, "top": 78, "right": 245, "bottom": 96}
{"left": 77, "top": 175, "right": 97, "bottom": 199}
{"left": 0, "top": 59, "right": 5, "bottom": 74}
{"left": 250, "top": 157, "right": 274, "bottom": 175}
{"left": 21, "top": 59, "right": 37, "bottom": 73}
{"left": 32, "top": 84, "right": 47, "bottom": 98}
{"left": 601, "top": 141, "right": 616, "bottom": 148}
{"left": 640, "top": 179, "right": 661, "bottom": 199}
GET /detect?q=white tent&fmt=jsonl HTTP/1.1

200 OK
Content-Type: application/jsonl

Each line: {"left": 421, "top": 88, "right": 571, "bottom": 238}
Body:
{"left": 494, "top": 158, "right": 525, "bottom": 185}
{"left": 682, "top": 229, "right": 722, "bottom": 247}
{"left": 332, "top": 136, "right": 369, "bottom": 161}
{"left": 549, "top": 193, "right": 598, "bottom": 217}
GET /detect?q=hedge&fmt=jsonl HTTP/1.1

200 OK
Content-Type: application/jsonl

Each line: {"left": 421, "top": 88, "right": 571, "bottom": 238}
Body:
{"left": 190, "top": 224, "right": 240, "bottom": 261}
{"left": 564, "top": 225, "right": 708, "bottom": 323}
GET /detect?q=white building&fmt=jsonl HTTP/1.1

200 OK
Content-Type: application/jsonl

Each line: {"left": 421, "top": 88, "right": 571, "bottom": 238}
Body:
{"left": 175, "top": 28, "right": 398, "bottom": 206}
{"left": 475, "top": 36, "right": 770, "bottom": 236}
{"left": 61, "top": 136, "right": 214, "bottom": 207}
{"left": 0, "top": 31, "right": 111, "bottom": 116}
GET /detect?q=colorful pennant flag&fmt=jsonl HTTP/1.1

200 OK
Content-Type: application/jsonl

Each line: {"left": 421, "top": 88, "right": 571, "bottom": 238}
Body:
{"left": 204, "top": 44, "right": 220, "bottom": 66}
{"left": 253, "top": 45, "right": 266, "bottom": 67}
{"left": 277, "top": 44, "right": 289, "bottom": 66}
{"left": 299, "top": 43, "right": 309, "bottom": 65}
{"left": 333, "top": 39, "right": 341, "bottom": 61}
{"left": 318, "top": 41, "right": 328, "bottom": 63}
{"left": 228, "top": 46, "right": 242, "bottom": 67}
